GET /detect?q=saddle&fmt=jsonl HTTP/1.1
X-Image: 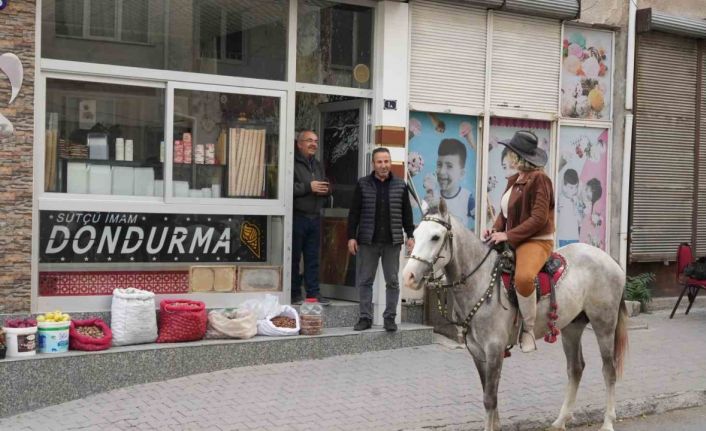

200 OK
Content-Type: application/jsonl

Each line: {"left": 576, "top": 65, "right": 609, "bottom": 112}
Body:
{"left": 500, "top": 253, "right": 567, "bottom": 300}
{"left": 498, "top": 250, "right": 567, "bottom": 345}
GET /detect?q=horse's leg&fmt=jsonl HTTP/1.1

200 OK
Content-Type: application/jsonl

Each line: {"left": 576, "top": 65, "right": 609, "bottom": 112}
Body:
{"left": 482, "top": 344, "right": 505, "bottom": 431}
{"left": 592, "top": 320, "right": 618, "bottom": 431}
{"left": 473, "top": 356, "right": 486, "bottom": 391}
{"left": 549, "top": 317, "right": 588, "bottom": 431}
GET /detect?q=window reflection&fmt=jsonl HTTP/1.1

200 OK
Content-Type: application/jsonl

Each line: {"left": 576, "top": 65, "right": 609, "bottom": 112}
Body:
{"left": 44, "top": 0, "right": 287, "bottom": 81}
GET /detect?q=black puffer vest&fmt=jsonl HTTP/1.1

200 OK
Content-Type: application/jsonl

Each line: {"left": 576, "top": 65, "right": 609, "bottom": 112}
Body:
{"left": 357, "top": 174, "right": 406, "bottom": 245}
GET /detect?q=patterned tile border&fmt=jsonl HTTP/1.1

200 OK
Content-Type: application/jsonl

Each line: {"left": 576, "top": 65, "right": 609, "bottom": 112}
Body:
{"left": 39, "top": 271, "right": 189, "bottom": 296}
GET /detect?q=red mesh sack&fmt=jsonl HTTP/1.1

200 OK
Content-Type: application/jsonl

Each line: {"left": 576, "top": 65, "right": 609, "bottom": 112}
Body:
{"left": 69, "top": 318, "right": 112, "bottom": 351}
{"left": 157, "top": 300, "right": 207, "bottom": 343}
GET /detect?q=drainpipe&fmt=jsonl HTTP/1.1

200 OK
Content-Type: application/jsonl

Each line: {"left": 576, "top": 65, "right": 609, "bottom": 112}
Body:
{"left": 619, "top": 0, "right": 637, "bottom": 271}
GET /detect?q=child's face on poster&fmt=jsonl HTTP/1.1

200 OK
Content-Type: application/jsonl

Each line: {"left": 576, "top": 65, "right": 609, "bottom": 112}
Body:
{"left": 436, "top": 154, "right": 464, "bottom": 194}
{"left": 562, "top": 181, "right": 578, "bottom": 199}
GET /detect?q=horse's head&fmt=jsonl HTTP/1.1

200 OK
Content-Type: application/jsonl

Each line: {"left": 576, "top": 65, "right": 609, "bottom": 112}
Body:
{"left": 403, "top": 199, "right": 455, "bottom": 291}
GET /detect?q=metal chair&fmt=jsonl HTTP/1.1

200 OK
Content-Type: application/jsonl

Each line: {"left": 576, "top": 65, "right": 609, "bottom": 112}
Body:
{"left": 670, "top": 243, "right": 706, "bottom": 319}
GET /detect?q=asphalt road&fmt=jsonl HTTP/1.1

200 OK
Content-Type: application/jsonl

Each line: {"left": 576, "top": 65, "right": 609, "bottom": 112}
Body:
{"left": 569, "top": 405, "right": 706, "bottom": 430}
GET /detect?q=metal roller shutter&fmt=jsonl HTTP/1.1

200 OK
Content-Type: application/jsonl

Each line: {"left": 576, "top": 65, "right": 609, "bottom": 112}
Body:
{"left": 489, "top": 11, "right": 561, "bottom": 113}
{"left": 697, "top": 48, "right": 706, "bottom": 256}
{"left": 409, "top": 0, "right": 487, "bottom": 114}
{"left": 631, "top": 32, "right": 698, "bottom": 262}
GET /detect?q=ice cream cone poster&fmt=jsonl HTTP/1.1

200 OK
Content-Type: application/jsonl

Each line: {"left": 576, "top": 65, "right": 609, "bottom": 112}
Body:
{"left": 556, "top": 126, "right": 609, "bottom": 250}
{"left": 561, "top": 27, "right": 613, "bottom": 120}
{"left": 407, "top": 112, "right": 478, "bottom": 231}
{"left": 486, "top": 118, "right": 552, "bottom": 230}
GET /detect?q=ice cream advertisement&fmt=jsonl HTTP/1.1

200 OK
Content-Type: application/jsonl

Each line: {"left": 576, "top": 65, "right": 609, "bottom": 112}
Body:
{"left": 407, "top": 112, "right": 478, "bottom": 231}
{"left": 486, "top": 118, "right": 552, "bottom": 229}
{"left": 556, "top": 126, "right": 609, "bottom": 250}
{"left": 561, "top": 27, "right": 613, "bottom": 120}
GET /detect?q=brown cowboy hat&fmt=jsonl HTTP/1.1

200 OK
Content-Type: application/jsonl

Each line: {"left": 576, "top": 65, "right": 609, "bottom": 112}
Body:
{"left": 497, "top": 130, "right": 548, "bottom": 167}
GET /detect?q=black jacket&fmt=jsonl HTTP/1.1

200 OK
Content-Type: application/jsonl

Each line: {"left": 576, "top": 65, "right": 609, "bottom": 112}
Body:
{"left": 348, "top": 172, "right": 415, "bottom": 245}
{"left": 293, "top": 151, "right": 329, "bottom": 216}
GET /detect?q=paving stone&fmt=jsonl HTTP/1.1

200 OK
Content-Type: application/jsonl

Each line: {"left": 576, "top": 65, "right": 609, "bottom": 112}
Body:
{"left": 1, "top": 310, "right": 705, "bottom": 430}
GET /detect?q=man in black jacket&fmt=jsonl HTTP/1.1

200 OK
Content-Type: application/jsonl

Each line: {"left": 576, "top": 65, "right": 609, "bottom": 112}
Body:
{"left": 348, "top": 147, "right": 415, "bottom": 331}
{"left": 292, "top": 130, "right": 331, "bottom": 305}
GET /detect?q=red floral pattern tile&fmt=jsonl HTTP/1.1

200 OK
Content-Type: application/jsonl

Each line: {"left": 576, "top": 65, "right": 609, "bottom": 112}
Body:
{"left": 39, "top": 271, "right": 189, "bottom": 296}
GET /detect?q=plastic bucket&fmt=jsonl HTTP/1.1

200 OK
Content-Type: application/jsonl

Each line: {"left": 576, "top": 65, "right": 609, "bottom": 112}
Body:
{"left": 38, "top": 321, "right": 70, "bottom": 353}
{"left": 3, "top": 326, "right": 38, "bottom": 358}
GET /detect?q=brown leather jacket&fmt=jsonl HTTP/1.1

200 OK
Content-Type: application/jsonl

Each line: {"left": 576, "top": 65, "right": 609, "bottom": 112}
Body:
{"left": 492, "top": 170, "right": 555, "bottom": 248}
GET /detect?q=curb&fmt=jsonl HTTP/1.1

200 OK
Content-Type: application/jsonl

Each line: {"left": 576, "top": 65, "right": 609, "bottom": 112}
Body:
{"left": 422, "top": 390, "right": 706, "bottom": 430}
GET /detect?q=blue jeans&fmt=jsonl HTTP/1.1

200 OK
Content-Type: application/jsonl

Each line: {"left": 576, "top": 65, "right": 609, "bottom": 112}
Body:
{"left": 291, "top": 214, "right": 321, "bottom": 300}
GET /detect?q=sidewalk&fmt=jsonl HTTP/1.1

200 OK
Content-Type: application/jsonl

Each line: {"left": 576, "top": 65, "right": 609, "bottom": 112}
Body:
{"left": 3, "top": 308, "right": 706, "bottom": 431}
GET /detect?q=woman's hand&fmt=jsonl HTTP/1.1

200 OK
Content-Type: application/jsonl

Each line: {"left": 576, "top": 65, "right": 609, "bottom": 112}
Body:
{"left": 482, "top": 228, "right": 495, "bottom": 241}
{"left": 487, "top": 231, "right": 508, "bottom": 245}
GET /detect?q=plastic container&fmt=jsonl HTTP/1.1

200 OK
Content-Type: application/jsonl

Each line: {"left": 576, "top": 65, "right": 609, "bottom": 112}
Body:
{"left": 299, "top": 298, "right": 323, "bottom": 336}
{"left": 3, "top": 326, "right": 38, "bottom": 358}
{"left": 38, "top": 321, "right": 70, "bottom": 353}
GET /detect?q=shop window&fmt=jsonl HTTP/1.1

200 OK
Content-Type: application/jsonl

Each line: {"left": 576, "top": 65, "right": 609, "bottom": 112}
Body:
{"left": 43, "top": 0, "right": 288, "bottom": 81}
{"left": 44, "top": 79, "right": 165, "bottom": 196}
{"left": 54, "top": 0, "right": 149, "bottom": 44}
{"left": 172, "top": 88, "right": 280, "bottom": 200}
{"left": 297, "top": 0, "right": 373, "bottom": 89}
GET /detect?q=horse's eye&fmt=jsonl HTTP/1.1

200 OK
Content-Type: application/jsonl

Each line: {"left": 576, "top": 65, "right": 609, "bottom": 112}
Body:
{"left": 431, "top": 235, "right": 440, "bottom": 241}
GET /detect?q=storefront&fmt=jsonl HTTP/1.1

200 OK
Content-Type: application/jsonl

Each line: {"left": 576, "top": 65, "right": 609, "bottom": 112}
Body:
{"left": 404, "top": 0, "right": 620, "bottom": 328}
{"left": 22, "top": 0, "right": 387, "bottom": 313}
{"left": 1, "top": 0, "right": 630, "bottom": 315}
{"left": 628, "top": 7, "right": 706, "bottom": 294}
{"left": 407, "top": 0, "right": 617, "bottom": 256}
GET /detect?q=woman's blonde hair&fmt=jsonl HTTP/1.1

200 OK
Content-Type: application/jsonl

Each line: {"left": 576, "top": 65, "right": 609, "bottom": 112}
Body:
{"left": 506, "top": 150, "right": 542, "bottom": 172}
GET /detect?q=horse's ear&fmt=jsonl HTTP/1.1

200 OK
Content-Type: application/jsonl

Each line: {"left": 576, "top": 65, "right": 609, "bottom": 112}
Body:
{"left": 439, "top": 198, "right": 448, "bottom": 216}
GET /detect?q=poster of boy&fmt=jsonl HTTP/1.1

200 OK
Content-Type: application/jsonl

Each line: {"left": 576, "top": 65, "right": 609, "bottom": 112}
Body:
{"left": 407, "top": 112, "right": 478, "bottom": 231}
{"left": 556, "top": 126, "right": 609, "bottom": 250}
{"left": 486, "top": 118, "right": 552, "bottom": 229}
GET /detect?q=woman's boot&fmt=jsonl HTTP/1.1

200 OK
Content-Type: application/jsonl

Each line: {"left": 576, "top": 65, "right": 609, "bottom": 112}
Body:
{"left": 517, "top": 293, "right": 537, "bottom": 353}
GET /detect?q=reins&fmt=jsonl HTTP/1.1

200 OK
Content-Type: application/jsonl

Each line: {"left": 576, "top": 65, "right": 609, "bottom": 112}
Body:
{"left": 411, "top": 216, "right": 514, "bottom": 360}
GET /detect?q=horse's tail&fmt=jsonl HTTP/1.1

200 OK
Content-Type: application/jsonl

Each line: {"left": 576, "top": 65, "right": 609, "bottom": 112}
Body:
{"left": 614, "top": 298, "right": 629, "bottom": 379}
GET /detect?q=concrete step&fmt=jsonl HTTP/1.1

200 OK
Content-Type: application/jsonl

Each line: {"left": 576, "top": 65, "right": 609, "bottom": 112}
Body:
{"left": 0, "top": 323, "right": 433, "bottom": 417}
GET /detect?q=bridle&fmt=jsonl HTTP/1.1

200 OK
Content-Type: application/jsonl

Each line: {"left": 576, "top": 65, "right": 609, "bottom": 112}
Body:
{"left": 408, "top": 216, "right": 454, "bottom": 278}
{"left": 409, "top": 214, "right": 513, "bottom": 361}
{"left": 409, "top": 215, "right": 495, "bottom": 289}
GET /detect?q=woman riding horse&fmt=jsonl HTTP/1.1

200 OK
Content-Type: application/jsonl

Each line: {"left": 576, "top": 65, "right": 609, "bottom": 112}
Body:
{"left": 483, "top": 130, "right": 554, "bottom": 353}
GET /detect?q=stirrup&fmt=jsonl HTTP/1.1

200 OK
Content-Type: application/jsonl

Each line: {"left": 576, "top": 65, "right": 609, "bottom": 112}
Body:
{"left": 520, "top": 330, "right": 537, "bottom": 353}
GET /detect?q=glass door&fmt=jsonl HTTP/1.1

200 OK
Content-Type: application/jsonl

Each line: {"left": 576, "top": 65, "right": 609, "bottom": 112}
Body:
{"left": 317, "top": 99, "right": 369, "bottom": 301}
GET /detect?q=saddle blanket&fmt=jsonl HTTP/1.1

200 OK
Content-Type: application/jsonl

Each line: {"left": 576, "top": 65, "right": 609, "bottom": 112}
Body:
{"left": 501, "top": 252, "right": 566, "bottom": 297}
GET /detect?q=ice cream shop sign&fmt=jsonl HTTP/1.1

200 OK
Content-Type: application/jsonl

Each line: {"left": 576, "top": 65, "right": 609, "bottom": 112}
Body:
{"left": 39, "top": 211, "right": 267, "bottom": 263}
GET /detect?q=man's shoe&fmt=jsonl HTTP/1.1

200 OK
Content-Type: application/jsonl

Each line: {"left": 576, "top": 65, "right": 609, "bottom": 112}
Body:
{"left": 291, "top": 297, "right": 303, "bottom": 305}
{"left": 353, "top": 318, "right": 372, "bottom": 331}
{"left": 384, "top": 318, "right": 398, "bottom": 332}
{"left": 314, "top": 295, "right": 331, "bottom": 306}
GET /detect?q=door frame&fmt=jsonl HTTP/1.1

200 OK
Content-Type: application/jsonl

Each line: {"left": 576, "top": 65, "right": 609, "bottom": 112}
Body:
{"left": 316, "top": 98, "right": 370, "bottom": 301}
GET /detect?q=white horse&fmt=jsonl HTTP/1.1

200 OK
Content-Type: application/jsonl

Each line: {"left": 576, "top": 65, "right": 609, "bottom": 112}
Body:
{"left": 402, "top": 202, "right": 628, "bottom": 431}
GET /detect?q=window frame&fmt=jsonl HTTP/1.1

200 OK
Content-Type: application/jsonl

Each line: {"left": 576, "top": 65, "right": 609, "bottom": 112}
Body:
{"left": 54, "top": 0, "right": 151, "bottom": 45}
{"left": 195, "top": 2, "right": 248, "bottom": 65}
{"left": 33, "top": 0, "right": 378, "bottom": 313}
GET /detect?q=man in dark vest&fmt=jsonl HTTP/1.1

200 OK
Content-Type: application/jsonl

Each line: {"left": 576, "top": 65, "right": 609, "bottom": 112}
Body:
{"left": 292, "top": 130, "right": 331, "bottom": 305}
{"left": 348, "top": 147, "right": 415, "bottom": 331}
